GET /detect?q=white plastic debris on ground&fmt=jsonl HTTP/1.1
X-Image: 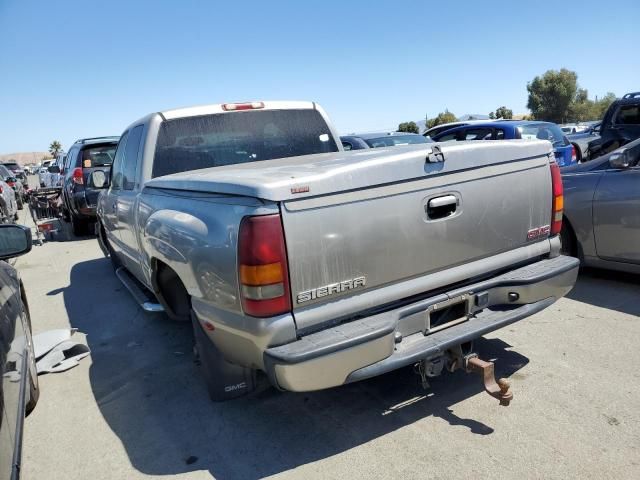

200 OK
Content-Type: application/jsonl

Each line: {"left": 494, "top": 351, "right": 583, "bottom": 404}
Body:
{"left": 32, "top": 328, "right": 91, "bottom": 374}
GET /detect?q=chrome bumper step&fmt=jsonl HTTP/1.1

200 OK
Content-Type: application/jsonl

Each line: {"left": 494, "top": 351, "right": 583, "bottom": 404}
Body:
{"left": 115, "top": 267, "right": 164, "bottom": 313}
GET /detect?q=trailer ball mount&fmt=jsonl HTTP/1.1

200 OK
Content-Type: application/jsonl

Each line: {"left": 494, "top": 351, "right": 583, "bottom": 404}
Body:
{"left": 415, "top": 348, "right": 514, "bottom": 407}
{"left": 464, "top": 354, "right": 513, "bottom": 406}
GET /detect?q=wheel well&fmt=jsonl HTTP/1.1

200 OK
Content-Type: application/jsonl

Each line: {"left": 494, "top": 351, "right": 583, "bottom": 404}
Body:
{"left": 571, "top": 143, "right": 582, "bottom": 161}
{"left": 561, "top": 217, "right": 579, "bottom": 258}
{"left": 152, "top": 260, "right": 191, "bottom": 322}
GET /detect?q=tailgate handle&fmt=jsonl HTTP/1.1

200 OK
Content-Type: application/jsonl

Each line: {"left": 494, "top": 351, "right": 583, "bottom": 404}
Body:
{"left": 427, "top": 195, "right": 458, "bottom": 220}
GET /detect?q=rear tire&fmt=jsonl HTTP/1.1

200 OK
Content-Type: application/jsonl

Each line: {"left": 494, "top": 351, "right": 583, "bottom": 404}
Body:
{"left": 560, "top": 222, "right": 577, "bottom": 258}
{"left": 17, "top": 197, "right": 24, "bottom": 210}
{"left": 191, "top": 311, "right": 256, "bottom": 402}
{"left": 71, "top": 215, "right": 88, "bottom": 236}
{"left": 25, "top": 361, "right": 40, "bottom": 415}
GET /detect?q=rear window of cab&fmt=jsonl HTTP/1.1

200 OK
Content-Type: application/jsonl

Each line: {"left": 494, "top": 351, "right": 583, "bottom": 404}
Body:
{"left": 152, "top": 109, "right": 338, "bottom": 178}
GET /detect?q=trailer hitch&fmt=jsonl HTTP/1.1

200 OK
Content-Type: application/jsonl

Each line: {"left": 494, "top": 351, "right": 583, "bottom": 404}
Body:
{"left": 464, "top": 354, "right": 513, "bottom": 406}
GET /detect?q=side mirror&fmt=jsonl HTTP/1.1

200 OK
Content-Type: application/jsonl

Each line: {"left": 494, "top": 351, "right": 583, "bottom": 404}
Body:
{"left": 591, "top": 126, "right": 600, "bottom": 134}
{"left": 90, "top": 170, "right": 109, "bottom": 189}
{"left": 48, "top": 165, "right": 61, "bottom": 173}
{"left": 610, "top": 150, "right": 632, "bottom": 169}
{"left": 0, "top": 224, "right": 32, "bottom": 260}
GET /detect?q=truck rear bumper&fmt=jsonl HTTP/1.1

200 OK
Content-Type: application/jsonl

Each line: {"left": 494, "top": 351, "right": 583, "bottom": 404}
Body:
{"left": 263, "top": 255, "right": 579, "bottom": 392}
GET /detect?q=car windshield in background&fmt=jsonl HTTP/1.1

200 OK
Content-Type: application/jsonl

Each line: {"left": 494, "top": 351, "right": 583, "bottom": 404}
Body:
{"left": 614, "top": 105, "right": 640, "bottom": 125}
{"left": 152, "top": 109, "right": 339, "bottom": 178}
{"left": 517, "top": 123, "right": 568, "bottom": 147}
{"left": 82, "top": 145, "right": 117, "bottom": 167}
{"left": 3, "top": 163, "right": 21, "bottom": 172}
{"left": 0, "top": 165, "right": 12, "bottom": 178}
{"left": 364, "top": 135, "right": 428, "bottom": 148}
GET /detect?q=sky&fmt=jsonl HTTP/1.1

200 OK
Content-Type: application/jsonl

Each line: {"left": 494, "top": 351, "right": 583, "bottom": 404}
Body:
{"left": 1, "top": 0, "right": 639, "bottom": 154}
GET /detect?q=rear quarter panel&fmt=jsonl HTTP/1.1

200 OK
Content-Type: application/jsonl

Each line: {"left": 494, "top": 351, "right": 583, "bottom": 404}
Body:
{"left": 136, "top": 188, "right": 276, "bottom": 313}
{"left": 562, "top": 170, "right": 603, "bottom": 258}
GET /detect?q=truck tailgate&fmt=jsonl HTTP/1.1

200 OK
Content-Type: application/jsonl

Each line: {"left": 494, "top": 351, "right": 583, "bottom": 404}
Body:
{"left": 281, "top": 141, "right": 554, "bottom": 330}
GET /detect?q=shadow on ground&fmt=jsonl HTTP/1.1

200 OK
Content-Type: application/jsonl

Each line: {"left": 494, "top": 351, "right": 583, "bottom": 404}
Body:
{"left": 55, "top": 258, "right": 529, "bottom": 479}
{"left": 566, "top": 267, "right": 640, "bottom": 316}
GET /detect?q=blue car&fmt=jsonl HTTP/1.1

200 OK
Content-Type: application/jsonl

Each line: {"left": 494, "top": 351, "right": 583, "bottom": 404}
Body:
{"left": 340, "top": 132, "right": 431, "bottom": 151}
{"left": 432, "top": 120, "right": 576, "bottom": 167}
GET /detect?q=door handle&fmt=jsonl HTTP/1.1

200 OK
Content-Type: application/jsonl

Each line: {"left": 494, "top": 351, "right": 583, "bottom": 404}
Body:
{"left": 426, "top": 194, "right": 458, "bottom": 220}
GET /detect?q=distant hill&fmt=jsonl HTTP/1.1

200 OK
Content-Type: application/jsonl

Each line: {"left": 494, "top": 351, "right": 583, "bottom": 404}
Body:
{"left": 0, "top": 152, "right": 52, "bottom": 165}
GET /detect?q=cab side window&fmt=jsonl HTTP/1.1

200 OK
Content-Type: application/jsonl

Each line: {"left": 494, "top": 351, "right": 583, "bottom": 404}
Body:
{"left": 123, "top": 126, "right": 143, "bottom": 190}
{"left": 64, "top": 148, "right": 78, "bottom": 177}
{"left": 111, "top": 131, "right": 129, "bottom": 191}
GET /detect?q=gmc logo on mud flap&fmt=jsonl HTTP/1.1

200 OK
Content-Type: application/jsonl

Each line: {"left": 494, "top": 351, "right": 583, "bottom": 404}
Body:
{"left": 527, "top": 225, "right": 551, "bottom": 240}
{"left": 224, "top": 382, "right": 247, "bottom": 392}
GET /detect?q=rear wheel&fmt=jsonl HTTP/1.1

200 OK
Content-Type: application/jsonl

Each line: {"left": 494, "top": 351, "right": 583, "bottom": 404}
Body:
{"left": 560, "top": 222, "right": 577, "bottom": 258}
{"left": 17, "top": 196, "right": 24, "bottom": 210}
{"left": 71, "top": 215, "right": 88, "bottom": 236}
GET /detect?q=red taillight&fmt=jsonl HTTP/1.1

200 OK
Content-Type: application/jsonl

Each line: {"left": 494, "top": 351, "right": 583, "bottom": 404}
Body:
{"left": 550, "top": 163, "right": 563, "bottom": 235}
{"left": 238, "top": 214, "right": 291, "bottom": 317}
{"left": 222, "top": 102, "right": 265, "bottom": 111}
{"left": 571, "top": 145, "right": 577, "bottom": 163}
{"left": 72, "top": 167, "right": 84, "bottom": 185}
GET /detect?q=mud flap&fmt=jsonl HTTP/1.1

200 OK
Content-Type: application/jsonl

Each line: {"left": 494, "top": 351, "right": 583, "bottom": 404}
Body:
{"left": 191, "top": 312, "right": 256, "bottom": 401}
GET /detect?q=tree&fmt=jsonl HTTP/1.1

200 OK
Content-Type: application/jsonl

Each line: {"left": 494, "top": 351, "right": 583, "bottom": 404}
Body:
{"left": 489, "top": 111, "right": 495, "bottom": 119}
{"left": 567, "top": 90, "right": 616, "bottom": 122}
{"left": 426, "top": 110, "right": 457, "bottom": 129}
{"left": 494, "top": 106, "right": 513, "bottom": 119}
{"left": 397, "top": 121, "right": 419, "bottom": 134}
{"left": 49, "top": 140, "right": 63, "bottom": 158}
{"left": 526, "top": 69, "right": 578, "bottom": 123}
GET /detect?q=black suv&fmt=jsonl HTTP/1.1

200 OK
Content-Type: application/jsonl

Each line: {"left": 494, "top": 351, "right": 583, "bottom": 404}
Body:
{"left": 62, "top": 136, "right": 119, "bottom": 235}
{"left": 588, "top": 92, "right": 640, "bottom": 159}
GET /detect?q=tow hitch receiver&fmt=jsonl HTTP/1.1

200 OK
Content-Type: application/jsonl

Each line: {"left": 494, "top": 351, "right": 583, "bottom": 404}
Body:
{"left": 464, "top": 354, "right": 513, "bottom": 406}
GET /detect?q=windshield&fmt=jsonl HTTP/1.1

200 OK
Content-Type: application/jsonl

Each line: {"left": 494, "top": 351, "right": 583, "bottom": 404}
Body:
{"left": 0, "top": 165, "right": 12, "bottom": 178}
{"left": 517, "top": 123, "right": 568, "bottom": 147}
{"left": 82, "top": 145, "right": 117, "bottom": 167}
{"left": 153, "top": 109, "right": 338, "bottom": 178}
{"left": 3, "top": 163, "right": 21, "bottom": 172}
{"left": 364, "top": 135, "right": 428, "bottom": 148}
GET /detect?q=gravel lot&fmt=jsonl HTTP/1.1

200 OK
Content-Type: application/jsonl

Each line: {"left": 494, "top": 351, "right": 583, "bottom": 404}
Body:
{"left": 15, "top": 200, "right": 640, "bottom": 479}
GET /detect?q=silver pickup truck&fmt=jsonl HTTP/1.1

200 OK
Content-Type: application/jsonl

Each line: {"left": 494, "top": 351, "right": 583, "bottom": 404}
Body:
{"left": 95, "top": 101, "right": 578, "bottom": 403}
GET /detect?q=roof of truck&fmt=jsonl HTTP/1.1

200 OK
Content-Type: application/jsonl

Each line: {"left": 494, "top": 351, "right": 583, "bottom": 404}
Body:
{"left": 160, "top": 100, "right": 317, "bottom": 120}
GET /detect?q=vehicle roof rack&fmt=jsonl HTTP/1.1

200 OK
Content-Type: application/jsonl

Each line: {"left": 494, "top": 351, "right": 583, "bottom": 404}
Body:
{"left": 75, "top": 136, "right": 120, "bottom": 144}
{"left": 622, "top": 92, "right": 640, "bottom": 99}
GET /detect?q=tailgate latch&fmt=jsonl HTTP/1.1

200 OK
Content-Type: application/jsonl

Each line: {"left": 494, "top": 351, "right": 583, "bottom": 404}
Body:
{"left": 426, "top": 145, "right": 445, "bottom": 163}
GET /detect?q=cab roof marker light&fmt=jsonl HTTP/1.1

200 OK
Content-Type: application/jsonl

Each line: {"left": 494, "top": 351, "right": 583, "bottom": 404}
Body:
{"left": 222, "top": 102, "right": 265, "bottom": 111}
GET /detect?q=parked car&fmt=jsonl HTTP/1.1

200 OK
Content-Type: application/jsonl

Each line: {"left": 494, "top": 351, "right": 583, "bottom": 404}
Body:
{"left": 61, "top": 137, "right": 118, "bottom": 236}
{"left": 561, "top": 137, "right": 640, "bottom": 270}
{"left": 95, "top": 100, "right": 578, "bottom": 403}
{"left": 0, "top": 223, "right": 40, "bottom": 480}
{"left": 340, "top": 132, "right": 431, "bottom": 150}
{"left": 566, "top": 122, "right": 601, "bottom": 162}
{"left": 432, "top": 120, "right": 577, "bottom": 167}
{"left": 39, "top": 153, "right": 66, "bottom": 189}
{"left": 423, "top": 119, "right": 498, "bottom": 139}
{"left": 0, "top": 165, "right": 24, "bottom": 210}
{"left": 588, "top": 92, "right": 640, "bottom": 159}
{"left": 560, "top": 124, "right": 590, "bottom": 135}
{"left": 1, "top": 162, "right": 26, "bottom": 182}
{"left": 0, "top": 171, "right": 20, "bottom": 221}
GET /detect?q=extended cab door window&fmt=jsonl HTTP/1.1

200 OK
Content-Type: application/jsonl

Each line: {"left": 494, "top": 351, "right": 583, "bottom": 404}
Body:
{"left": 123, "top": 126, "right": 143, "bottom": 190}
{"left": 111, "top": 131, "right": 129, "bottom": 191}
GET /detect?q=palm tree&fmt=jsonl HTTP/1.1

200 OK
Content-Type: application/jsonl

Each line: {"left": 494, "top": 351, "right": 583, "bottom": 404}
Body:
{"left": 49, "top": 140, "right": 62, "bottom": 158}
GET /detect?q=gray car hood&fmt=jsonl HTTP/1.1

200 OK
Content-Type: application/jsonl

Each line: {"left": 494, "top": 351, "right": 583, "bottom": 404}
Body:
{"left": 144, "top": 141, "right": 552, "bottom": 202}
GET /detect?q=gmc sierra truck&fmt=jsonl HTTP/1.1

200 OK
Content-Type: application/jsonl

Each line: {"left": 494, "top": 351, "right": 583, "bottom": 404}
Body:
{"left": 95, "top": 101, "right": 578, "bottom": 403}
